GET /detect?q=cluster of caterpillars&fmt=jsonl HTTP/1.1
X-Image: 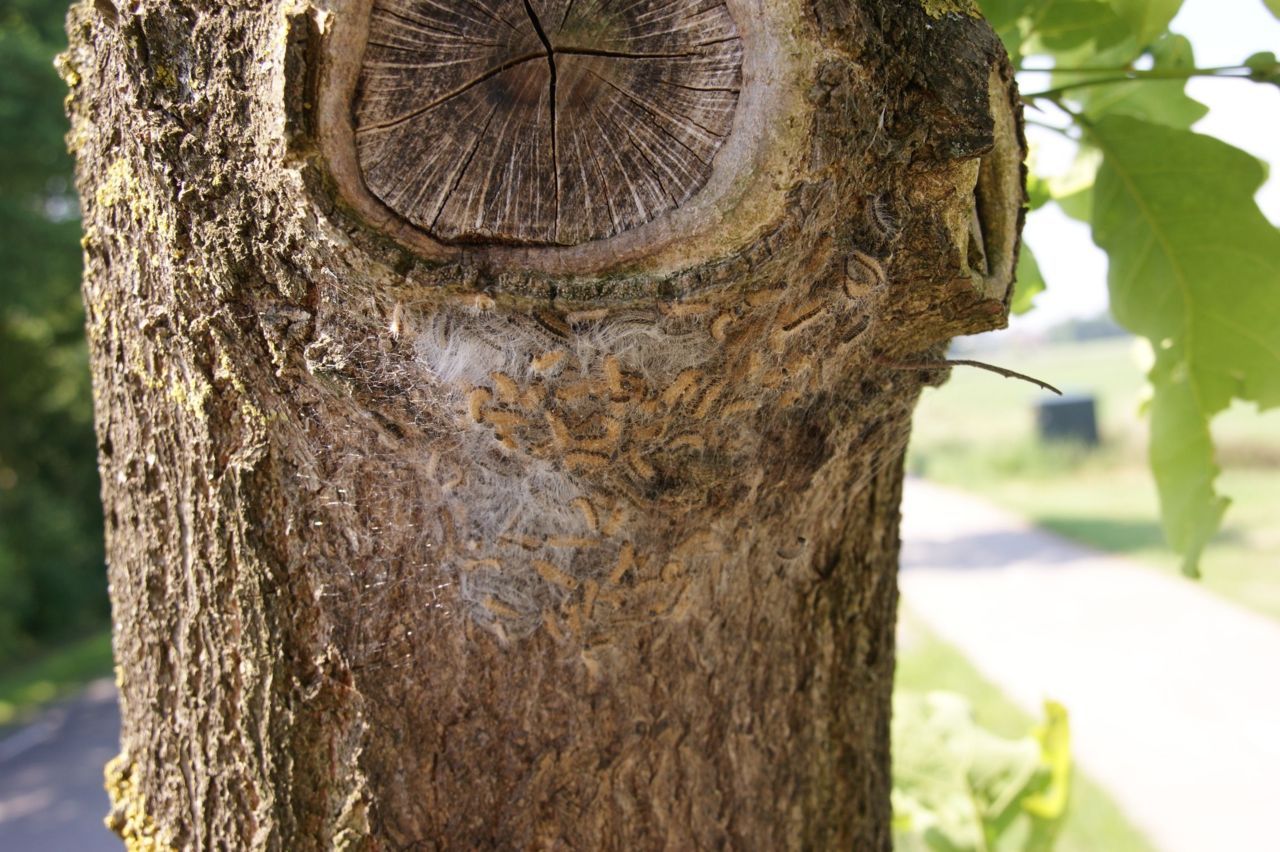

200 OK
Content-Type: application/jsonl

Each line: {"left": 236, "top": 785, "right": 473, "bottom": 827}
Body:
{"left": 414, "top": 247, "right": 887, "bottom": 642}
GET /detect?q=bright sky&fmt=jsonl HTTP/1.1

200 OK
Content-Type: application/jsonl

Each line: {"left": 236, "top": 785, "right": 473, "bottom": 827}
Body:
{"left": 1011, "top": 0, "right": 1280, "bottom": 331}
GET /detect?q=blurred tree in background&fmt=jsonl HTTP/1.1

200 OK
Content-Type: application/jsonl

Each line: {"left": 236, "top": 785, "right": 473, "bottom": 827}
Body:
{"left": 0, "top": 0, "right": 105, "bottom": 663}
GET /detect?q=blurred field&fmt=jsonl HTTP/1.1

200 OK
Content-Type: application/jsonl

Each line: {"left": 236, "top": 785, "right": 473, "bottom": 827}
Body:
{"left": 908, "top": 336, "right": 1280, "bottom": 622}
{"left": 0, "top": 629, "right": 112, "bottom": 728}
{"left": 896, "top": 613, "right": 1156, "bottom": 852}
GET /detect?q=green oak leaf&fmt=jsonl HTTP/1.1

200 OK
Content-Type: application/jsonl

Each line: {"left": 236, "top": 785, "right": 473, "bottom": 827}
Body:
{"left": 1027, "top": 0, "right": 1130, "bottom": 54}
{"left": 1012, "top": 243, "right": 1046, "bottom": 314}
{"left": 1049, "top": 146, "right": 1101, "bottom": 223}
{"left": 1246, "top": 50, "right": 1278, "bottom": 69}
{"left": 1027, "top": 169, "right": 1053, "bottom": 211}
{"left": 1090, "top": 115, "right": 1280, "bottom": 573}
{"left": 977, "top": 0, "right": 1038, "bottom": 30}
{"left": 1245, "top": 51, "right": 1280, "bottom": 86}
{"left": 1108, "top": 0, "right": 1185, "bottom": 45}
{"left": 976, "top": 0, "right": 1037, "bottom": 55}
{"left": 1080, "top": 34, "right": 1209, "bottom": 128}
{"left": 1055, "top": 185, "right": 1093, "bottom": 222}
{"left": 1147, "top": 348, "right": 1231, "bottom": 574}
{"left": 1082, "top": 77, "right": 1207, "bottom": 127}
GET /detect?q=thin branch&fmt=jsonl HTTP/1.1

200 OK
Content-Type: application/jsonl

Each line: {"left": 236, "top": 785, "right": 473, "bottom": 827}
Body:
{"left": 1019, "top": 63, "right": 1254, "bottom": 76}
{"left": 1023, "top": 66, "right": 1256, "bottom": 100}
{"left": 879, "top": 356, "right": 1064, "bottom": 396}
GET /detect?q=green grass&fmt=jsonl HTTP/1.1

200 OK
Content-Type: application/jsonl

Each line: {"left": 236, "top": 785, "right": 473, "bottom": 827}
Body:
{"left": 0, "top": 628, "right": 114, "bottom": 727}
{"left": 896, "top": 612, "right": 1156, "bottom": 852}
{"left": 909, "top": 336, "right": 1280, "bottom": 622}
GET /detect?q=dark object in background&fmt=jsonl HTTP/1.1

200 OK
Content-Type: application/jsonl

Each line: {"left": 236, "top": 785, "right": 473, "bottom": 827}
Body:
{"left": 1037, "top": 394, "right": 1100, "bottom": 446}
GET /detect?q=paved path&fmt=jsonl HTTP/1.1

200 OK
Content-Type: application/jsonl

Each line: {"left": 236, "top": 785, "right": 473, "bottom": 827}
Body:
{"left": 900, "top": 478, "right": 1280, "bottom": 852}
{"left": 0, "top": 678, "right": 119, "bottom": 851}
{"left": 5, "top": 484, "right": 1278, "bottom": 851}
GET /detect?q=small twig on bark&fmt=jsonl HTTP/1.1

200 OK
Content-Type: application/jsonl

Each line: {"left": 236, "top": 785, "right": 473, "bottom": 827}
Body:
{"left": 878, "top": 356, "right": 1063, "bottom": 396}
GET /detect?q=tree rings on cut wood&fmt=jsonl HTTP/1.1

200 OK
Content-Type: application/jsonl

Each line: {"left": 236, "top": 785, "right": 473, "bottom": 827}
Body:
{"left": 354, "top": 0, "right": 744, "bottom": 247}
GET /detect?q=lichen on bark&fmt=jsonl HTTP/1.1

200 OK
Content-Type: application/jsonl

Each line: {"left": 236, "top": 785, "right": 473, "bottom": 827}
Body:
{"left": 104, "top": 753, "right": 172, "bottom": 851}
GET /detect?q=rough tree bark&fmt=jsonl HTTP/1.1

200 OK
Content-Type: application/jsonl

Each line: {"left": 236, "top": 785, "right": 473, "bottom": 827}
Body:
{"left": 64, "top": 0, "right": 1024, "bottom": 847}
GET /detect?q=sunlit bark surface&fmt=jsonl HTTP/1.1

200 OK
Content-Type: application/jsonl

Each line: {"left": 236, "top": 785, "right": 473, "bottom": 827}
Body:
{"left": 65, "top": 0, "right": 1022, "bottom": 847}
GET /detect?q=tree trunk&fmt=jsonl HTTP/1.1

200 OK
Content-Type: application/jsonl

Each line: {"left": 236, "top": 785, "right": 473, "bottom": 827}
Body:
{"left": 64, "top": 0, "right": 1023, "bottom": 847}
